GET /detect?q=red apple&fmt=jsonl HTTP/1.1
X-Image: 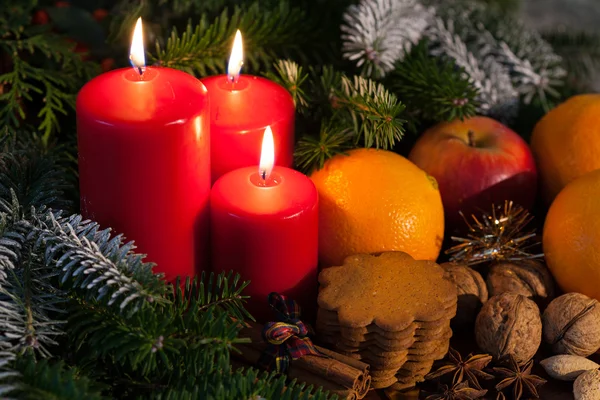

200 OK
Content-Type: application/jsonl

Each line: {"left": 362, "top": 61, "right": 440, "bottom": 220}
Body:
{"left": 408, "top": 116, "right": 537, "bottom": 232}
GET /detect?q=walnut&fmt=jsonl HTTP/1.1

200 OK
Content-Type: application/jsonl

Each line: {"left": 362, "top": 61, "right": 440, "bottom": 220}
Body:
{"left": 486, "top": 260, "right": 555, "bottom": 301}
{"left": 542, "top": 293, "right": 600, "bottom": 357}
{"left": 441, "top": 262, "right": 488, "bottom": 326}
{"left": 475, "top": 292, "right": 542, "bottom": 364}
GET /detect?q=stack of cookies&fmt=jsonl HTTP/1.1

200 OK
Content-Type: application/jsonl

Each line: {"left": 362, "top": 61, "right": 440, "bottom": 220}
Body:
{"left": 316, "top": 251, "right": 457, "bottom": 390}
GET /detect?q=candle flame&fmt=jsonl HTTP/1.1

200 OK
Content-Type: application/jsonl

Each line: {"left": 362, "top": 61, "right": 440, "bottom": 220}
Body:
{"left": 259, "top": 126, "right": 275, "bottom": 181}
{"left": 129, "top": 17, "right": 146, "bottom": 74}
{"left": 227, "top": 30, "right": 243, "bottom": 83}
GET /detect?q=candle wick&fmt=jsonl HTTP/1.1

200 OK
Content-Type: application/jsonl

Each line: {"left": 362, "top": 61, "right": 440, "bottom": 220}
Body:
{"left": 137, "top": 66, "right": 144, "bottom": 77}
{"left": 261, "top": 170, "right": 267, "bottom": 181}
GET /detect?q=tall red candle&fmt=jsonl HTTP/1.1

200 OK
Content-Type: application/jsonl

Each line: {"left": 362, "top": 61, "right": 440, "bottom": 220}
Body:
{"left": 210, "top": 127, "right": 318, "bottom": 322}
{"left": 200, "top": 31, "right": 295, "bottom": 184}
{"left": 76, "top": 18, "right": 210, "bottom": 281}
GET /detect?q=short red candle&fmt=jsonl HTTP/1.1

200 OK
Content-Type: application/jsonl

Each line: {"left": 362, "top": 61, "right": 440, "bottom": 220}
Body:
{"left": 76, "top": 65, "right": 210, "bottom": 281}
{"left": 210, "top": 165, "right": 318, "bottom": 322}
{"left": 201, "top": 74, "right": 295, "bottom": 184}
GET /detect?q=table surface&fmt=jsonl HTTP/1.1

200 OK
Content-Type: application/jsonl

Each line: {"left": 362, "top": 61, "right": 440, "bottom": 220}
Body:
{"left": 363, "top": 332, "right": 584, "bottom": 400}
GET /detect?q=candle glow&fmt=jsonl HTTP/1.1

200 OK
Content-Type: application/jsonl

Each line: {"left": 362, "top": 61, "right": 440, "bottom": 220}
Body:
{"left": 259, "top": 126, "right": 275, "bottom": 181}
{"left": 130, "top": 17, "right": 146, "bottom": 74}
{"left": 227, "top": 30, "right": 244, "bottom": 83}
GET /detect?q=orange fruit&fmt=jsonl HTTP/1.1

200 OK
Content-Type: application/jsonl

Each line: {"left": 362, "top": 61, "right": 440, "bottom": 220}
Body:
{"left": 543, "top": 169, "right": 600, "bottom": 301}
{"left": 530, "top": 94, "right": 600, "bottom": 204}
{"left": 310, "top": 148, "right": 444, "bottom": 267}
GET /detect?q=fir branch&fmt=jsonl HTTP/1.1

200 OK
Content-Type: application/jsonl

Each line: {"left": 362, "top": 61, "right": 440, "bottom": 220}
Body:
{"left": 388, "top": 40, "right": 480, "bottom": 122}
{"left": 0, "top": 351, "right": 19, "bottom": 397}
{"left": 433, "top": 1, "right": 565, "bottom": 110}
{"left": 0, "top": 23, "right": 99, "bottom": 142}
{"left": 294, "top": 124, "right": 353, "bottom": 175}
{"left": 266, "top": 60, "right": 310, "bottom": 113}
{"left": 66, "top": 272, "right": 251, "bottom": 391}
{"left": 151, "top": 368, "right": 336, "bottom": 400}
{"left": 427, "top": 16, "right": 519, "bottom": 120}
{"left": 543, "top": 30, "right": 600, "bottom": 87}
{"left": 0, "top": 195, "right": 65, "bottom": 359}
{"left": 171, "top": 271, "right": 252, "bottom": 323}
{"left": 0, "top": 131, "right": 73, "bottom": 213}
{"left": 335, "top": 75, "right": 406, "bottom": 148}
{"left": 151, "top": 2, "right": 310, "bottom": 76}
{"left": 33, "top": 213, "right": 167, "bottom": 314}
{"left": 341, "top": 0, "right": 435, "bottom": 78}
{"left": 10, "top": 354, "right": 106, "bottom": 400}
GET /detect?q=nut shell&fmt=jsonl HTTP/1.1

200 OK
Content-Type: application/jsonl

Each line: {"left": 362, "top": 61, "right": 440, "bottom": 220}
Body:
{"left": 574, "top": 369, "right": 600, "bottom": 400}
{"left": 486, "top": 260, "right": 554, "bottom": 300}
{"left": 442, "top": 262, "right": 488, "bottom": 326}
{"left": 540, "top": 355, "right": 600, "bottom": 381}
{"left": 543, "top": 293, "right": 600, "bottom": 357}
{"left": 475, "top": 292, "right": 541, "bottom": 364}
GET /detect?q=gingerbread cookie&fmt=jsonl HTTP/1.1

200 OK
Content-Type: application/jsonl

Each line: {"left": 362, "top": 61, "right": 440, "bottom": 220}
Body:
{"left": 316, "top": 251, "right": 458, "bottom": 389}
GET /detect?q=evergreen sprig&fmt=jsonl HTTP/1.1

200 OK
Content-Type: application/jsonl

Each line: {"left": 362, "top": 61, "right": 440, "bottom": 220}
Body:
{"left": 294, "top": 124, "right": 353, "bottom": 174}
{"left": 0, "top": 132, "right": 73, "bottom": 213}
{"left": 0, "top": 5, "right": 98, "bottom": 143}
{"left": 293, "top": 66, "right": 406, "bottom": 173}
{"left": 388, "top": 41, "right": 480, "bottom": 123}
{"left": 267, "top": 59, "right": 310, "bottom": 113}
{"left": 151, "top": 1, "right": 311, "bottom": 76}
{"left": 0, "top": 194, "right": 65, "bottom": 360}
{"left": 9, "top": 355, "right": 106, "bottom": 400}
{"left": 543, "top": 30, "right": 600, "bottom": 89}
{"left": 34, "top": 212, "right": 168, "bottom": 314}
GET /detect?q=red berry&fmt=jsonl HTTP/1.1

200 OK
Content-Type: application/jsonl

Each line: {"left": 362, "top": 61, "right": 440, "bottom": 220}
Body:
{"left": 31, "top": 10, "right": 50, "bottom": 25}
{"left": 93, "top": 9, "right": 108, "bottom": 22}
{"left": 54, "top": 1, "right": 70, "bottom": 7}
{"left": 101, "top": 58, "right": 115, "bottom": 72}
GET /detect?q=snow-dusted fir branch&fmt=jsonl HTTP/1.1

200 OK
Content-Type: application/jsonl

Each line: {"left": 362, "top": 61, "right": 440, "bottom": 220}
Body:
{"left": 427, "top": 17, "right": 519, "bottom": 120}
{"left": 341, "top": 0, "right": 434, "bottom": 78}
{"left": 0, "top": 196, "right": 65, "bottom": 359}
{"left": 34, "top": 212, "right": 167, "bottom": 314}
{"left": 0, "top": 351, "right": 19, "bottom": 396}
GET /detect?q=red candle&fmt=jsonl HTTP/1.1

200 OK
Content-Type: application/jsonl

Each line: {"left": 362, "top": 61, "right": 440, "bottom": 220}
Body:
{"left": 210, "top": 127, "right": 318, "bottom": 322}
{"left": 200, "top": 31, "right": 295, "bottom": 184}
{"left": 76, "top": 18, "right": 210, "bottom": 281}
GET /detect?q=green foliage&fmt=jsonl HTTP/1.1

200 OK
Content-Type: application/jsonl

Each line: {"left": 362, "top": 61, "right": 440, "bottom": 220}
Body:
{"left": 294, "top": 123, "right": 353, "bottom": 174}
{"left": 0, "top": 131, "right": 73, "bottom": 213}
{"left": 148, "top": 368, "right": 337, "bottom": 400}
{"left": 150, "top": 1, "right": 314, "bottom": 76}
{"left": 267, "top": 59, "right": 310, "bottom": 113}
{"left": 543, "top": 30, "right": 600, "bottom": 89}
{"left": 10, "top": 354, "right": 106, "bottom": 400}
{"left": 292, "top": 64, "right": 407, "bottom": 174}
{"left": 0, "top": 2, "right": 99, "bottom": 143}
{"left": 387, "top": 41, "right": 480, "bottom": 124}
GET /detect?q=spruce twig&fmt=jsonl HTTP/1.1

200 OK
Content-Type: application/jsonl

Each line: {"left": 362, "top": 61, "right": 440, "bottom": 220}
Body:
{"left": 336, "top": 75, "right": 406, "bottom": 149}
{"left": 341, "top": 0, "right": 434, "bottom": 78}
{"left": 151, "top": 2, "right": 311, "bottom": 76}
{"left": 0, "top": 12, "right": 98, "bottom": 142}
{"left": 267, "top": 60, "right": 310, "bottom": 113}
{"left": 34, "top": 213, "right": 168, "bottom": 314}
{"left": 388, "top": 40, "right": 480, "bottom": 123}
{"left": 294, "top": 124, "right": 353, "bottom": 174}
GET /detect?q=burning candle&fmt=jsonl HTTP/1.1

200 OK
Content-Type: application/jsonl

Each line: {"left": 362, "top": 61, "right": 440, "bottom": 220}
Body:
{"left": 210, "top": 127, "right": 318, "bottom": 322}
{"left": 76, "top": 18, "right": 211, "bottom": 281}
{"left": 201, "top": 30, "right": 295, "bottom": 184}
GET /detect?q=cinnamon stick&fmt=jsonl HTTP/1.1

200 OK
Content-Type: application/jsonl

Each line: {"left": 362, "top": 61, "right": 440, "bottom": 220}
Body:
{"left": 236, "top": 322, "right": 371, "bottom": 399}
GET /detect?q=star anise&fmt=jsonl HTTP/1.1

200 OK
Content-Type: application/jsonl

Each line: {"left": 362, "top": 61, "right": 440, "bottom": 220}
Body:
{"left": 492, "top": 355, "right": 547, "bottom": 400}
{"left": 425, "top": 381, "right": 488, "bottom": 400}
{"left": 425, "top": 348, "right": 494, "bottom": 389}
